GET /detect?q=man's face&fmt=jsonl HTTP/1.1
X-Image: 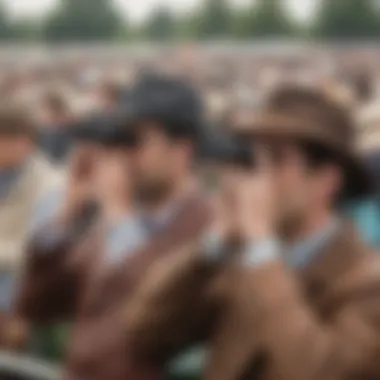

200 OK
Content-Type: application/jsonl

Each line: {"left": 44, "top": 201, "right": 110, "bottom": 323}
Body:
{"left": 264, "top": 141, "right": 340, "bottom": 238}
{"left": 0, "top": 135, "right": 33, "bottom": 169}
{"left": 270, "top": 143, "right": 310, "bottom": 236}
{"left": 129, "top": 123, "right": 190, "bottom": 205}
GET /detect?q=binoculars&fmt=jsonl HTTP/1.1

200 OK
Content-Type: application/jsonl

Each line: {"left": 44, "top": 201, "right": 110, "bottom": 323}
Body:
{"left": 199, "top": 130, "right": 255, "bottom": 169}
{"left": 70, "top": 111, "right": 137, "bottom": 148}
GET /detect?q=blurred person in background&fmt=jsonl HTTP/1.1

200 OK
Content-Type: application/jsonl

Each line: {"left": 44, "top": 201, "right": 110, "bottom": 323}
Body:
{"left": 0, "top": 101, "right": 62, "bottom": 351}
{"left": 15, "top": 111, "right": 135, "bottom": 379}
{"left": 18, "top": 113, "right": 124, "bottom": 361}
{"left": 38, "top": 91, "right": 73, "bottom": 165}
{"left": 94, "top": 81, "right": 122, "bottom": 113}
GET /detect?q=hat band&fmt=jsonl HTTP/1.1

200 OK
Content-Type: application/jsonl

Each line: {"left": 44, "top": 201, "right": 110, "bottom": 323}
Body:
{"left": 232, "top": 112, "right": 354, "bottom": 154}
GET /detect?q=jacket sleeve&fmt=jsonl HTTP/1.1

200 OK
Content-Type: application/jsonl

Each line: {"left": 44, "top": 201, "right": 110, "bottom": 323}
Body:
{"left": 125, "top": 241, "right": 222, "bottom": 363}
{"left": 16, "top": 205, "right": 95, "bottom": 324}
{"left": 240, "top": 257, "right": 380, "bottom": 380}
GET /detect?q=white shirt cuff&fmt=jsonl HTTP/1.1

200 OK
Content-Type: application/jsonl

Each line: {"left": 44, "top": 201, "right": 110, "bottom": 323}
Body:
{"left": 201, "top": 229, "right": 225, "bottom": 262}
{"left": 242, "top": 238, "right": 280, "bottom": 268}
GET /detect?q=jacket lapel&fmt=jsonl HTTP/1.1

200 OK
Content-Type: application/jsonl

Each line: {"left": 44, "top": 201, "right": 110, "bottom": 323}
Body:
{"left": 204, "top": 261, "right": 261, "bottom": 380}
{"left": 298, "top": 221, "right": 369, "bottom": 315}
{"left": 85, "top": 193, "right": 211, "bottom": 316}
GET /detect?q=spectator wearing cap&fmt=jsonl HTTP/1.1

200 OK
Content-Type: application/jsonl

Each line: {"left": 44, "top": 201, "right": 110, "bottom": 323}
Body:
{"left": 0, "top": 101, "right": 62, "bottom": 350}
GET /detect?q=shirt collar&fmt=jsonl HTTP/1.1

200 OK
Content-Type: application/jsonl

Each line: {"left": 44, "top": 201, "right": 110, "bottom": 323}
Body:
{"left": 285, "top": 218, "right": 340, "bottom": 269}
{"left": 107, "top": 213, "right": 135, "bottom": 234}
{"left": 137, "top": 195, "right": 190, "bottom": 235}
{"left": 106, "top": 213, "right": 146, "bottom": 264}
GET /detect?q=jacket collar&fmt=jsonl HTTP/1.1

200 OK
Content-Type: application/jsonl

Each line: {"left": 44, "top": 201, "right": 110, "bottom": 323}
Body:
{"left": 285, "top": 218, "right": 340, "bottom": 269}
{"left": 298, "top": 220, "right": 369, "bottom": 301}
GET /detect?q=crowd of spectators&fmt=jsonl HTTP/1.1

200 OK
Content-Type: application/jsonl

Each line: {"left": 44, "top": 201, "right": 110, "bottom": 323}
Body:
{"left": 0, "top": 43, "right": 380, "bottom": 378}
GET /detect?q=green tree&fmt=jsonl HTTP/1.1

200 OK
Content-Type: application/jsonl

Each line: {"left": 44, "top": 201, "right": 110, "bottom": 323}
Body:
{"left": 235, "top": 0, "right": 296, "bottom": 38}
{"left": 195, "top": 0, "right": 232, "bottom": 39}
{"left": 43, "top": 0, "right": 123, "bottom": 42}
{"left": 0, "top": 1, "right": 12, "bottom": 40}
{"left": 143, "top": 6, "right": 176, "bottom": 41}
{"left": 174, "top": 12, "right": 198, "bottom": 40}
{"left": 10, "top": 18, "right": 42, "bottom": 41}
{"left": 314, "top": 0, "right": 380, "bottom": 39}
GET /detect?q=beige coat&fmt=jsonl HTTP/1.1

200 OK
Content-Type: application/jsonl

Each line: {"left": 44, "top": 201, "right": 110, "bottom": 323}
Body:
{"left": 0, "top": 153, "right": 62, "bottom": 271}
{"left": 0, "top": 153, "right": 62, "bottom": 349}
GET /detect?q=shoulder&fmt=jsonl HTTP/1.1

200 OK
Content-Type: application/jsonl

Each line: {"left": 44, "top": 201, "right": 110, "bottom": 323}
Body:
{"left": 327, "top": 251, "right": 380, "bottom": 314}
{"left": 30, "top": 185, "right": 65, "bottom": 235}
{"left": 31, "top": 154, "right": 65, "bottom": 194}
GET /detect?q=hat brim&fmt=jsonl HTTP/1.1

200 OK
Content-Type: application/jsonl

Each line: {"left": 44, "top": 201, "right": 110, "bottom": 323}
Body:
{"left": 68, "top": 108, "right": 138, "bottom": 148}
{"left": 231, "top": 113, "right": 375, "bottom": 200}
{"left": 231, "top": 113, "right": 345, "bottom": 150}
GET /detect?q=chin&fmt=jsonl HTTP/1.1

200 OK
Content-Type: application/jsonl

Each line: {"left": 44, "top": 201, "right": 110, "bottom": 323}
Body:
{"left": 277, "top": 212, "right": 305, "bottom": 241}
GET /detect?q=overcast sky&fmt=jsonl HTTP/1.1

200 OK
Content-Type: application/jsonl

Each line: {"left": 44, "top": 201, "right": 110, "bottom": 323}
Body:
{"left": 4, "top": 0, "right": 317, "bottom": 23}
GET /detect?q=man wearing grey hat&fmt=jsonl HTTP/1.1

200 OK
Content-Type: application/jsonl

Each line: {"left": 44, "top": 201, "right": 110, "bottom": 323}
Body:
{"left": 16, "top": 74, "right": 214, "bottom": 380}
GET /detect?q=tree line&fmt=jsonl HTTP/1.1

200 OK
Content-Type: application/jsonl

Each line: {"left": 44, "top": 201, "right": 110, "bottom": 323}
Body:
{"left": 1, "top": 0, "right": 380, "bottom": 42}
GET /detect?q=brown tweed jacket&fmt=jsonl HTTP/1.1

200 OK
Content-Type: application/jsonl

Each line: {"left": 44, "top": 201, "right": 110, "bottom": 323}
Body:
{"left": 16, "top": 192, "right": 212, "bottom": 380}
{"left": 125, "top": 222, "right": 380, "bottom": 380}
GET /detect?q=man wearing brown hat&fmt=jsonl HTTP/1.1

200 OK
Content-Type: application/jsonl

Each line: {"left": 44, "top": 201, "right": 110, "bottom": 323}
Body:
{"left": 124, "top": 86, "right": 380, "bottom": 380}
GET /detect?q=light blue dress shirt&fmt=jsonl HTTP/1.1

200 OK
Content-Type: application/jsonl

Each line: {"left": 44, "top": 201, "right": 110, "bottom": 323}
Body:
{"left": 284, "top": 218, "right": 340, "bottom": 269}
{"left": 105, "top": 216, "right": 147, "bottom": 264}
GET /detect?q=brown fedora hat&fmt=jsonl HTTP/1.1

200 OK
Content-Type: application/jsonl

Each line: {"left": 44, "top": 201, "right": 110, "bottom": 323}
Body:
{"left": 231, "top": 86, "right": 374, "bottom": 199}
